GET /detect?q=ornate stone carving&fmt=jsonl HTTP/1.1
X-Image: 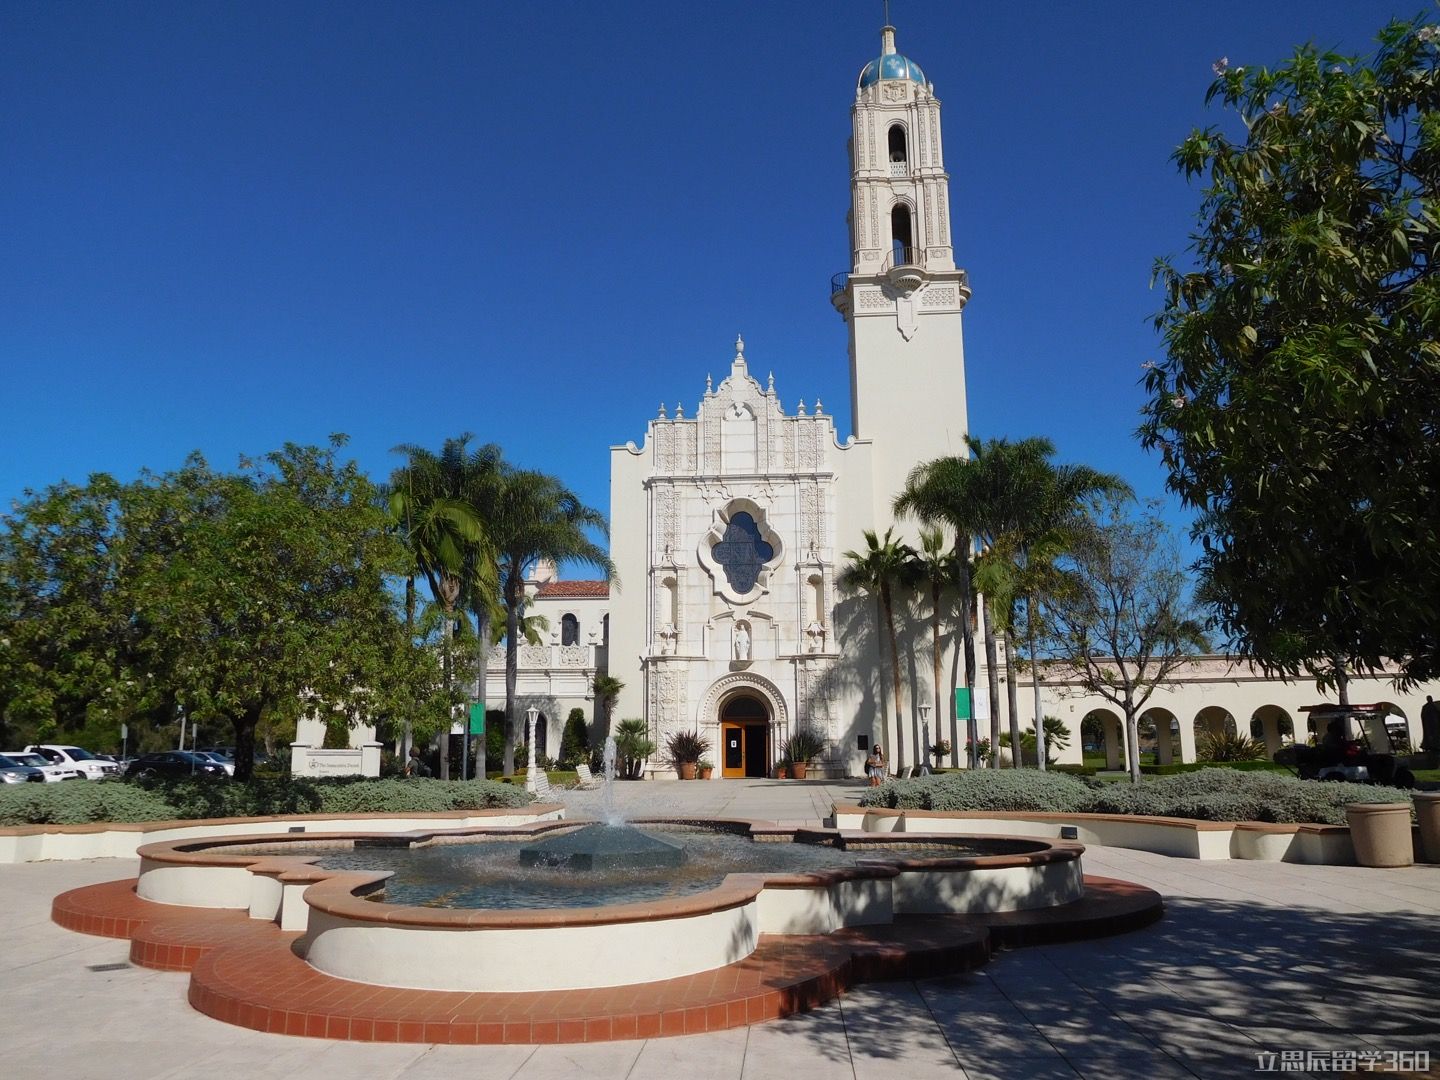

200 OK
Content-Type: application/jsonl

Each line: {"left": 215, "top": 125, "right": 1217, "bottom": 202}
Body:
{"left": 558, "top": 645, "right": 589, "bottom": 667}
{"left": 797, "top": 662, "right": 837, "bottom": 738}
{"left": 655, "top": 423, "right": 674, "bottom": 473}
{"left": 703, "top": 411, "right": 721, "bottom": 470}
{"left": 519, "top": 645, "right": 550, "bottom": 668}
{"left": 883, "top": 82, "right": 906, "bottom": 102}
{"left": 679, "top": 424, "right": 697, "bottom": 471}
{"left": 801, "top": 484, "right": 825, "bottom": 549}
{"left": 781, "top": 421, "right": 795, "bottom": 468}
{"left": 923, "top": 286, "right": 958, "bottom": 307}
{"left": 655, "top": 486, "right": 679, "bottom": 555}
{"left": 699, "top": 672, "right": 788, "bottom": 730}
{"left": 648, "top": 664, "right": 686, "bottom": 734}
{"left": 856, "top": 289, "right": 889, "bottom": 312}
{"left": 797, "top": 421, "right": 821, "bottom": 470}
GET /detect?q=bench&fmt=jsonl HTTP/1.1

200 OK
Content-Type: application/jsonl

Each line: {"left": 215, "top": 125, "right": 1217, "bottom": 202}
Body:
{"left": 573, "top": 763, "right": 602, "bottom": 790}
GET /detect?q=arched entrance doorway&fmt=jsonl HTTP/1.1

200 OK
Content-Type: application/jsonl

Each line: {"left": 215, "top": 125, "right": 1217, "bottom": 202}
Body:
{"left": 719, "top": 693, "right": 770, "bottom": 778}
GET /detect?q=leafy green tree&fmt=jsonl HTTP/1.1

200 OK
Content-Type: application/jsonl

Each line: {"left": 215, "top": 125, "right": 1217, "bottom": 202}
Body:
{"left": 387, "top": 436, "right": 499, "bottom": 779}
{"left": 140, "top": 441, "right": 418, "bottom": 781}
{"left": 1044, "top": 499, "right": 1209, "bottom": 781}
{"left": 0, "top": 472, "right": 189, "bottom": 749}
{"left": 488, "top": 470, "right": 615, "bottom": 776}
{"left": 840, "top": 528, "right": 921, "bottom": 769}
{"left": 1142, "top": 17, "right": 1440, "bottom": 690}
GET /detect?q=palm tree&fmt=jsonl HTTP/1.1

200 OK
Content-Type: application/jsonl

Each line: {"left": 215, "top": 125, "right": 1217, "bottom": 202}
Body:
{"left": 592, "top": 674, "right": 624, "bottom": 744}
{"left": 895, "top": 450, "right": 992, "bottom": 766}
{"left": 387, "top": 435, "right": 499, "bottom": 780}
{"left": 910, "top": 527, "right": 968, "bottom": 768}
{"left": 839, "top": 528, "right": 920, "bottom": 770}
{"left": 968, "top": 438, "right": 1130, "bottom": 768}
{"left": 488, "top": 469, "right": 616, "bottom": 775}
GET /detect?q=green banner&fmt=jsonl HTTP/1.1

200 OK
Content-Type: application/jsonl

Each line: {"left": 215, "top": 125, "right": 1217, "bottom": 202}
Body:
{"left": 468, "top": 703, "right": 486, "bottom": 736}
{"left": 954, "top": 688, "right": 972, "bottom": 719}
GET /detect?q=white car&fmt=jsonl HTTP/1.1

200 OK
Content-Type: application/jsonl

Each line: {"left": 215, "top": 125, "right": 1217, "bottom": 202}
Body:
{"left": 4, "top": 751, "right": 80, "bottom": 782}
{"left": 24, "top": 744, "right": 122, "bottom": 780}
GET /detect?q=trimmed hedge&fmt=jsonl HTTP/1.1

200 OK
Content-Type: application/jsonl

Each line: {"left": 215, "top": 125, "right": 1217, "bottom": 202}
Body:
{"left": 1140, "top": 760, "right": 1290, "bottom": 776}
{"left": 864, "top": 769, "right": 1095, "bottom": 813}
{"left": 857, "top": 766, "right": 1412, "bottom": 826}
{"left": 0, "top": 775, "right": 532, "bottom": 826}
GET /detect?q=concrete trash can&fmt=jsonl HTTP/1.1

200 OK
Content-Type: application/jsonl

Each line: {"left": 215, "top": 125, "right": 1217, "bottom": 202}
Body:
{"left": 1414, "top": 793, "right": 1440, "bottom": 863}
{"left": 1345, "top": 802, "right": 1415, "bottom": 868}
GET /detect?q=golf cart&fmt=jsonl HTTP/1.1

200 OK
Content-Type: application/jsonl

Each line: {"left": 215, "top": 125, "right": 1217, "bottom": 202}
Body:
{"left": 1274, "top": 704, "right": 1416, "bottom": 788}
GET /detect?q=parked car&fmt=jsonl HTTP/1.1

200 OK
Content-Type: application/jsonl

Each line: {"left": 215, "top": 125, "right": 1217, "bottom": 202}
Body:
{"left": 0, "top": 753, "right": 47, "bottom": 783}
{"left": 25, "top": 744, "right": 123, "bottom": 780}
{"left": 2, "top": 751, "right": 80, "bottom": 781}
{"left": 124, "top": 751, "right": 229, "bottom": 780}
{"left": 191, "top": 751, "right": 236, "bottom": 777}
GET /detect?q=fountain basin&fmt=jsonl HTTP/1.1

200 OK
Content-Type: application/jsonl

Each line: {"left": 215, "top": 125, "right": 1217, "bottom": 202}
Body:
{"left": 133, "top": 819, "right": 1085, "bottom": 993}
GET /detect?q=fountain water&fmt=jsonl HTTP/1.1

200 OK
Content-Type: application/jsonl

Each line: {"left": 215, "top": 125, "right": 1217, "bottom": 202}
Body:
{"left": 516, "top": 734, "right": 686, "bottom": 871}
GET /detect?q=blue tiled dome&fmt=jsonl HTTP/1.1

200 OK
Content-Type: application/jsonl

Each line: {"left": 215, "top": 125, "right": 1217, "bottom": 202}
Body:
{"left": 858, "top": 51, "right": 927, "bottom": 89}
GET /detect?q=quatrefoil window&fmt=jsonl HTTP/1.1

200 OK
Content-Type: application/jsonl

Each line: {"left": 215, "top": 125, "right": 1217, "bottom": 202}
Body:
{"left": 711, "top": 512, "right": 774, "bottom": 594}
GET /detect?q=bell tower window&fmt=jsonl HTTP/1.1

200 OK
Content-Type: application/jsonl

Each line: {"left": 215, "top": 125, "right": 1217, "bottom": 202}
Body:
{"left": 887, "top": 124, "right": 908, "bottom": 175}
{"left": 891, "top": 204, "right": 914, "bottom": 266}
{"left": 560, "top": 613, "right": 580, "bottom": 646}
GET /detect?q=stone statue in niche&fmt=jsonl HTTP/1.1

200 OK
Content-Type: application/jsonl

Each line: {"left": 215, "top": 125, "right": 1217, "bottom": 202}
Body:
{"left": 732, "top": 622, "right": 751, "bottom": 661}
{"left": 657, "top": 623, "right": 678, "bottom": 656}
{"left": 805, "top": 621, "right": 826, "bottom": 653}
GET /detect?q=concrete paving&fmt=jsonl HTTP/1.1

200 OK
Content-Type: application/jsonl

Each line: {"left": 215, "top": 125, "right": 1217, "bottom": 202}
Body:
{"left": 4, "top": 779, "right": 1439, "bottom": 1079}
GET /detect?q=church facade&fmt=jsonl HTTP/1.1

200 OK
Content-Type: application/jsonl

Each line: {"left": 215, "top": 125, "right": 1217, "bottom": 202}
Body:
{"left": 604, "top": 23, "right": 973, "bottom": 778}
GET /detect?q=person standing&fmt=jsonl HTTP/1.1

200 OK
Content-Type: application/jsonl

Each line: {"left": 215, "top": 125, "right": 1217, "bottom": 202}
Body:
{"left": 1421, "top": 695, "right": 1440, "bottom": 767}
{"left": 866, "top": 745, "right": 886, "bottom": 787}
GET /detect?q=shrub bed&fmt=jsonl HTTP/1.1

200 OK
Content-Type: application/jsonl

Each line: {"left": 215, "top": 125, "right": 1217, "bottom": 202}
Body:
{"left": 856, "top": 767, "right": 1412, "bottom": 826}
{"left": 1140, "top": 760, "right": 1290, "bottom": 776}
{"left": 863, "top": 769, "right": 1095, "bottom": 813}
{"left": 0, "top": 776, "right": 532, "bottom": 826}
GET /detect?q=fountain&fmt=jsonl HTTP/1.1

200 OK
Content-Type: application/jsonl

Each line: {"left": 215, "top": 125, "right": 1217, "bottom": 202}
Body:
{"left": 517, "top": 735, "right": 686, "bottom": 870}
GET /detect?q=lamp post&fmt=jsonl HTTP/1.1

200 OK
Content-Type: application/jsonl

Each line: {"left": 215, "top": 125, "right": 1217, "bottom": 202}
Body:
{"left": 918, "top": 703, "right": 932, "bottom": 776}
{"left": 525, "top": 705, "right": 540, "bottom": 794}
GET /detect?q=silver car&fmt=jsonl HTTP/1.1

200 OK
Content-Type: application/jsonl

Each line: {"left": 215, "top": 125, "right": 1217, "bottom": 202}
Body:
{"left": 2, "top": 752, "right": 79, "bottom": 781}
{"left": 0, "top": 753, "right": 46, "bottom": 783}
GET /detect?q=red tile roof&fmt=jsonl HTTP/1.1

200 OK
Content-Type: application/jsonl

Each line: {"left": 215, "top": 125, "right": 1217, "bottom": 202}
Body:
{"left": 534, "top": 580, "right": 610, "bottom": 599}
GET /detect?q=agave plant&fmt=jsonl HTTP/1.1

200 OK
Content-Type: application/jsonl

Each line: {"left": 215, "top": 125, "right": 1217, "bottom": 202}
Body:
{"left": 1198, "top": 728, "right": 1266, "bottom": 763}
{"left": 781, "top": 727, "right": 826, "bottom": 764}
{"left": 664, "top": 728, "right": 711, "bottom": 765}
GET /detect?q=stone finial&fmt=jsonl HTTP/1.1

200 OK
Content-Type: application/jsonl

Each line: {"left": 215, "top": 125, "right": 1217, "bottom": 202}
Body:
{"left": 734, "top": 334, "right": 745, "bottom": 361}
{"left": 706, "top": 373, "right": 713, "bottom": 394}
{"left": 814, "top": 398, "right": 824, "bottom": 415}
{"left": 674, "top": 402, "right": 684, "bottom": 418}
{"left": 658, "top": 402, "right": 667, "bottom": 418}
{"left": 797, "top": 399, "right": 807, "bottom": 415}
{"left": 767, "top": 371, "right": 775, "bottom": 392}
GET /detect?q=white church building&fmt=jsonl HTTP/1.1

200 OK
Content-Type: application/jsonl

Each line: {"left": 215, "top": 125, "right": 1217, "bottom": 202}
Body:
{"left": 481, "top": 22, "right": 1440, "bottom": 778}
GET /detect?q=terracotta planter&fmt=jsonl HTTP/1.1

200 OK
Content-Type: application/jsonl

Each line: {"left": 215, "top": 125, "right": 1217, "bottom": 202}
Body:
{"left": 1414, "top": 793, "right": 1440, "bottom": 862}
{"left": 776, "top": 764, "right": 788, "bottom": 779}
{"left": 699, "top": 766, "right": 714, "bottom": 780}
{"left": 678, "top": 762, "right": 697, "bottom": 780}
{"left": 789, "top": 761, "right": 809, "bottom": 780}
{"left": 1345, "top": 802, "right": 1414, "bottom": 868}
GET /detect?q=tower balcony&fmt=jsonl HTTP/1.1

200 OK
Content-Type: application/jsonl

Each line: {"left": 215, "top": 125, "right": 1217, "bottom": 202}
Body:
{"left": 882, "top": 247, "right": 924, "bottom": 292}
{"left": 830, "top": 271, "right": 850, "bottom": 316}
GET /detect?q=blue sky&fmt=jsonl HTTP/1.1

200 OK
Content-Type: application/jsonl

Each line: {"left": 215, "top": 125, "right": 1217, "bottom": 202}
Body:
{"left": 0, "top": 1, "right": 1411, "bottom": 567}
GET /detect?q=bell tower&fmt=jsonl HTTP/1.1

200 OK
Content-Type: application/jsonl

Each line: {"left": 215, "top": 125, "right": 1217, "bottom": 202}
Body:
{"left": 833, "top": 22, "right": 972, "bottom": 527}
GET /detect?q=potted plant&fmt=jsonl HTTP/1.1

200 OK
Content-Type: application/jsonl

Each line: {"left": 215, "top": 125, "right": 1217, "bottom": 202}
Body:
{"left": 775, "top": 758, "right": 790, "bottom": 780}
{"left": 665, "top": 729, "right": 710, "bottom": 780}
{"left": 780, "top": 728, "right": 826, "bottom": 781}
{"left": 930, "top": 739, "right": 952, "bottom": 766}
{"left": 698, "top": 758, "right": 714, "bottom": 780}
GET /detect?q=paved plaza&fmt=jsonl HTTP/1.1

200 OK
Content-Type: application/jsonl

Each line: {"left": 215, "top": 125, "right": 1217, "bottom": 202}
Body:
{"left": 4, "top": 779, "right": 1438, "bottom": 1079}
